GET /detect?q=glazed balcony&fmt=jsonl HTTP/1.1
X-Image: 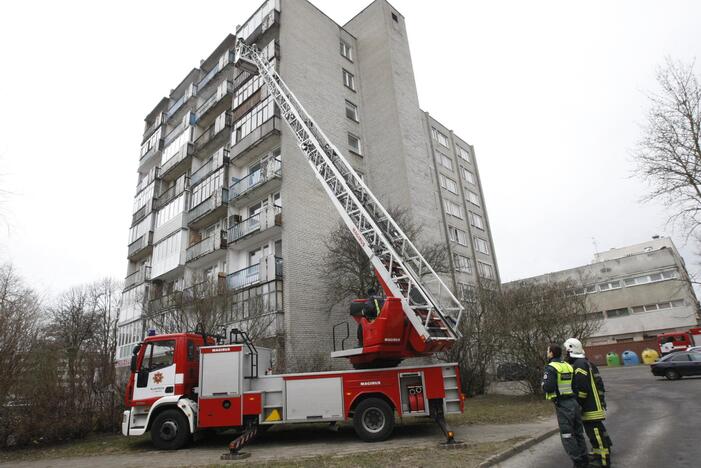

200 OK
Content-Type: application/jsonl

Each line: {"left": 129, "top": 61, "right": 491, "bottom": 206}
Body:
{"left": 160, "top": 136, "right": 194, "bottom": 182}
{"left": 188, "top": 187, "right": 229, "bottom": 229}
{"left": 127, "top": 232, "right": 153, "bottom": 261}
{"left": 186, "top": 230, "right": 227, "bottom": 265}
{"left": 124, "top": 266, "right": 151, "bottom": 290}
{"left": 191, "top": 149, "right": 230, "bottom": 186}
{"left": 155, "top": 177, "right": 190, "bottom": 210}
{"left": 229, "top": 117, "right": 281, "bottom": 167}
{"left": 226, "top": 255, "right": 282, "bottom": 292}
{"left": 229, "top": 157, "right": 281, "bottom": 205}
{"left": 194, "top": 111, "right": 233, "bottom": 158}
{"left": 196, "top": 80, "right": 234, "bottom": 128}
{"left": 132, "top": 199, "right": 155, "bottom": 226}
{"left": 228, "top": 279, "right": 284, "bottom": 337}
{"left": 148, "top": 290, "right": 183, "bottom": 314}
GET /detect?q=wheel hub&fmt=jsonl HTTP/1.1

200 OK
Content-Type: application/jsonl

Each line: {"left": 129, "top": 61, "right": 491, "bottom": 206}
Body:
{"left": 362, "top": 408, "right": 385, "bottom": 433}
{"left": 160, "top": 420, "right": 178, "bottom": 441}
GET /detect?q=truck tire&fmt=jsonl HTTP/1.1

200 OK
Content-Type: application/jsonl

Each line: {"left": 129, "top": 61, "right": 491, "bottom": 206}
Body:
{"left": 353, "top": 397, "right": 394, "bottom": 442}
{"left": 151, "top": 409, "right": 191, "bottom": 450}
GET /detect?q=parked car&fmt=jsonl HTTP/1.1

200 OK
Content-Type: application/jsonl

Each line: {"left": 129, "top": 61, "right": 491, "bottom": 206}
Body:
{"left": 650, "top": 351, "right": 701, "bottom": 380}
{"left": 496, "top": 362, "right": 530, "bottom": 381}
{"left": 686, "top": 346, "right": 701, "bottom": 353}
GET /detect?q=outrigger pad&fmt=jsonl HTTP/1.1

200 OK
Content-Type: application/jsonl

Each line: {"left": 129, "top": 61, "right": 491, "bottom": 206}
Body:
{"left": 221, "top": 451, "right": 252, "bottom": 460}
{"left": 438, "top": 440, "right": 467, "bottom": 450}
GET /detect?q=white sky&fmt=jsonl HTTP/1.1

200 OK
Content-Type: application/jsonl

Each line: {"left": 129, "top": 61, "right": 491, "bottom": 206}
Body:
{"left": 1, "top": 0, "right": 700, "bottom": 297}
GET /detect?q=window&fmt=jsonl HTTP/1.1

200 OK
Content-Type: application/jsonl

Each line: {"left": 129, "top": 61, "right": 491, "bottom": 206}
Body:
{"left": 631, "top": 305, "right": 645, "bottom": 313}
{"left": 141, "top": 340, "right": 176, "bottom": 371}
{"left": 437, "top": 153, "right": 453, "bottom": 171}
{"left": 474, "top": 237, "right": 490, "bottom": 254}
{"left": 477, "top": 261, "right": 494, "bottom": 279}
{"left": 444, "top": 200, "right": 463, "bottom": 219}
{"left": 597, "top": 280, "right": 620, "bottom": 292}
{"left": 469, "top": 212, "right": 484, "bottom": 230}
{"left": 348, "top": 132, "right": 362, "bottom": 155}
{"left": 340, "top": 40, "right": 353, "bottom": 61}
{"left": 461, "top": 167, "right": 475, "bottom": 184}
{"left": 671, "top": 299, "right": 685, "bottom": 308}
{"left": 343, "top": 69, "right": 355, "bottom": 91}
{"left": 467, "top": 190, "right": 481, "bottom": 206}
{"left": 690, "top": 353, "right": 701, "bottom": 362}
{"left": 448, "top": 226, "right": 467, "bottom": 245}
{"left": 439, "top": 174, "right": 458, "bottom": 194}
{"left": 456, "top": 146, "right": 470, "bottom": 162}
{"left": 623, "top": 269, "right": 678, "bottom": 287}
{"left": 606, "top": 308, "right": 630, "bottom": 318}
{"left": 458, "top": 282, "right": 475, "bottom": 301}
{"left": 187, "top": 341, "right": 199, "bottom": 361}
{"left": 431, "top": 127, "right": 449, "bottom": 147}
{"left": 233, "top": 96, "right": 275, "bottom": 143}
{"left": 391, "top": 12, "right": 398, "bottom": 22}
{"left": 156, "top": 194, "right": 186, "bottom": 228}
{"left": 454, "top": 254, "right": 472, "bottom": 273}
{"left": 345, "top": 100, "right": 359, "bottom": 122}
{"left": 670, "top": 353, "right": 691, "bottom": 362}
{"left": 587, "top": 311, "right": 604, "bottom": 320}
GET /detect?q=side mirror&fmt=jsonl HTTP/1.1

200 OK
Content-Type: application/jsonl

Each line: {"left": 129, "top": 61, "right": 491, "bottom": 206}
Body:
{"left": 130, "top": 354, "right": 138, "bottom": 373}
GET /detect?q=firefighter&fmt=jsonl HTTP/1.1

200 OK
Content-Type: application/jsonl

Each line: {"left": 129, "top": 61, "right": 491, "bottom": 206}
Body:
{"left": 363, "top": 287, "right": 383, "bottom": 321}
{"left": 564, "top": 337, "right": 613, "bottom": 467}
{"left": 542, "top": 343, "right": 589, "bottom": 468}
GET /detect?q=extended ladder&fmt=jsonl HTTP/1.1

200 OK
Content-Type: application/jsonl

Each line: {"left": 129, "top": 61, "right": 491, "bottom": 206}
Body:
{"left": 235, "top": 41, "right": 464, "bottom": 344}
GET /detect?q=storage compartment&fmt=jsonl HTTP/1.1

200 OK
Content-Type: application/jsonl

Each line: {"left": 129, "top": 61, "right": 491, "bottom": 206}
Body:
{"left": 285, "top": 377, "right": 343, "bottom": 421}
{"left": 399, "top": 372, "right": 427, "bottom": 414}
{"left": 199, "top": 346, "right": 242, "bottom": 397}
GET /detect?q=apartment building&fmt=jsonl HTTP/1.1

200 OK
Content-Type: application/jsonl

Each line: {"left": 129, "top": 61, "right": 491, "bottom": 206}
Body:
{"left": 504, "top": 237, "right": 700, "bottom": 364}
{"left": 116, "top": 0, "right": 499, "bottom": 368}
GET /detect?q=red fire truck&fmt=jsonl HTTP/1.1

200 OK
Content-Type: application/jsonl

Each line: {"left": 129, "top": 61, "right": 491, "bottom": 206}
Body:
{"left": 657, "top": 328, "right": 701, "bottom": 355}
{"left": 122, "top": 40, "right": 466, "bottom": 458}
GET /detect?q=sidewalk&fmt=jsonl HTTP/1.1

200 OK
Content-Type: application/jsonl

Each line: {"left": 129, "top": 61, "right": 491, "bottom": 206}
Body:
{"left": 1, "top": 417, "right": 557, "bottom": 468}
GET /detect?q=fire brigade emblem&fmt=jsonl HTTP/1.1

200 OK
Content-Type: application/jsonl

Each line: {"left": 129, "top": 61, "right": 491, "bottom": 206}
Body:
{"left": 153, "top": 372, "right": 164, "bottom": 384}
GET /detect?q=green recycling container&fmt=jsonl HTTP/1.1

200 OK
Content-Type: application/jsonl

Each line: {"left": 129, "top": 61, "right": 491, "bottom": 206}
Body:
{"left": 606, "top": 352, "right": 621, "bottom": 367}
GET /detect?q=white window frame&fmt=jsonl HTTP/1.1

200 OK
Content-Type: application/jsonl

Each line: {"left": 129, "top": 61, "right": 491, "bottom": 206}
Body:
{"left": 477, "top": 261, "right": 494, "bottom": 279}
{"left": 437, "top": 153, "right": 453, "bottom": 171}
{"left": 469, "top": 211, "right": 484, "bottom": 230}
{"left": 431, "top": 127, "right": 449, "bottom": 147}
{"left": 348, "top": 132, "right": 362, "bottom": 155}
{"left": 454, "top": 253, "right": 472, "bottom": 273}
{"left": 474, "top": 236, "right": 489, "bottom": 254}
{"left": 467, "top": 190, "right": 480, "bottom": 206}
{"left": 340, "top": 40, "right": 353, "bottom": 61}
{"left": 448, "top": 226, "right": 467, "bottom": 246}
{"left": 456, "top": 145, "right": 470, "bottom": 162}
{"left": 444, "top": 199, "right": 463, "bottom": 219}
{"left": 345, "top": 100, "right": 359, "bottom": 122}
{"left": 461, "top": 167, "right": 475, "bottom": 184}
{"left": 439, "top": 174, "right": 458, "bottom": 194}
{"left": 342, "top": 69, "right": 355, "bottom": 91}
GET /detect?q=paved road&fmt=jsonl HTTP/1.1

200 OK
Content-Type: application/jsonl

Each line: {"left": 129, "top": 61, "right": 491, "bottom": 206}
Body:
{"left": 496, "top": 365, "right": 701, "bottom": 468}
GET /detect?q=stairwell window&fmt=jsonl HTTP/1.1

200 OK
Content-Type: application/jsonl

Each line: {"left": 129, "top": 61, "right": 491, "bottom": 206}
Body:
{"left": 343, "top": 69, "right": 356, "bottom": 91}
{"left": 467, "top": 190, "right": 481, "bottom": 206}
{"left": 437, "top": 152, "right": 453, "bottom": 171}
{"left": 348, "top": 132, "right": 362, "bottom": 155}
{"left": 340, "top": 40, "right": 353, "bottom": 61}
{"left": 461, "top": 167, "right": 476, "bottom": 184}
{"left": 448, "top": 226, "right": 467, "bottom": 245}
{"left": 456, "top": 145, "right": 471, "bottom": 162}
{"left": 444, "top": 200, "right": 463, "bottom": 219}
{"left": 454, "top": 254, "right": 472, "bottom": 273}
{"left": 439, "top": 174, "right": 458, "bottom": 194}
{"left": 345, "top": 100, "right": 359, "bottom": 122}
{"left": 469, "top": 211, "right": 484, "bottom": 230}
{"left": 477, "top": 261, "right": 494, "bottom": 279}
{"left": 431, "top": 127, "right": 449, "bottom": 147}
{"left": 474, "top": 237, "right": 490, "bottom": 254}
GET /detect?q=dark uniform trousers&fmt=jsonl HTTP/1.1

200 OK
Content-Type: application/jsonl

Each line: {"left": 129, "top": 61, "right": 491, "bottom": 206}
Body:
{"left": 583, "top": 420, "right": 612, "bottom": 467}
{"left": 555, "top": 397, "right": 588, "bottom": 467}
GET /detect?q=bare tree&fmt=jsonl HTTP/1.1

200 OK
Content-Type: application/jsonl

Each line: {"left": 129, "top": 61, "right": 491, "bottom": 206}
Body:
{"left": 0, "top": 263, "right": 40, "bottom": 410}
{"left": 497, "top": 279, "right": 601, "bottom": 394}
{"left": 634, "top": 58, "right": 701, "bottom": 237}
{"left": 321, "top": 206, "right": 450, "bottom": 308}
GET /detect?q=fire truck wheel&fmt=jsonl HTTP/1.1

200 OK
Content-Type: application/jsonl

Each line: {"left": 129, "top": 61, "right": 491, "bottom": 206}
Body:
{"left": 353, "top": 398, "right": 394, "bottom": 442}
{"left": 151, "top": 409, "right": 191, "bottom": 450}
{"left": 665, "top": 369, "right": 681, "bottom": 380}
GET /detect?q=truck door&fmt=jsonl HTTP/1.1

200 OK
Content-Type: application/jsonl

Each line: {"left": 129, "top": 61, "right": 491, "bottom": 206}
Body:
{"left": 133, "top": 339, "right": 177, "bottom": 402}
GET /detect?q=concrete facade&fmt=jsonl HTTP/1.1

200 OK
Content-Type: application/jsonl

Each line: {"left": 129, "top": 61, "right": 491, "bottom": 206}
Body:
{"left": 505, "top": 237, "right": 700, "bottom": 345}
{"left": 117, "top": 0, "right": 499, "bottom": 368}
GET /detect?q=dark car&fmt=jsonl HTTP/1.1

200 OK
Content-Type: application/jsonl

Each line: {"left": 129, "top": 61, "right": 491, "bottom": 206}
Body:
{"left": 497, "top": 362, "right": 530, "bottom": 381}
{"left": 651, "top": 351, "right": 701, "bottom": 380}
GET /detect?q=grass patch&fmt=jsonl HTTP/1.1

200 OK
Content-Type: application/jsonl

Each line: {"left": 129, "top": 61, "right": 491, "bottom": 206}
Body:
{"left": 206, "top": 438, "right": 524, "bottom": 468}
{"left": 447, "top": 394, "right": 552, "bottom": 425}
{"left": 0, "top": 433, "right": 150, "bottom": 463}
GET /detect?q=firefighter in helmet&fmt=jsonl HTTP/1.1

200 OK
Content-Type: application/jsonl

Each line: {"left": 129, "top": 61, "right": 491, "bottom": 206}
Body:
{"left": 542, "top": 343, "right": 589, "bottom": 468}
{"left": 565, "top": 337, "right": 613, "bottom": 467}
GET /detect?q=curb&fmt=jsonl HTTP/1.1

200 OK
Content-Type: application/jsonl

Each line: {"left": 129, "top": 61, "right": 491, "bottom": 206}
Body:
{"left": 478, "top": 428, "right": 559, "bottom": 467}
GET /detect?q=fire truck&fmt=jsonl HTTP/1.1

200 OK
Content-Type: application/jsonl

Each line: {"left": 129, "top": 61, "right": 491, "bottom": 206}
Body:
{"left": 122, "top": 40, "right": 465, "bottom": 458}
{"left": 657, "top": 328, "right": 701, "bottom": 355}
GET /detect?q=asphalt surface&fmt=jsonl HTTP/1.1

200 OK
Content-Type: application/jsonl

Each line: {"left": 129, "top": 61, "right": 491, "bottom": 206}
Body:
{"left": 496, "top": 365, "right": 701, "bottom": 468}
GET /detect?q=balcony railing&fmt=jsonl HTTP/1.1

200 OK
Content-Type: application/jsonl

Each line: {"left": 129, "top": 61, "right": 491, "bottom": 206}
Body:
{"left": 228, "top": 280, "right": 284, "bottom": 335}
{"left": 227, "top": 264, "right": 260, "bottom": 290}
{"left": 186, "top": 231, "right": 227, "bottom": 263}
{"left": 161, "top": 143, "right": 193, "bottom": 177}
{"left": 128, "top": 232, "right": 153, "bottom": 259}
{"left": 196, "top": 81, "right": 233, "bottom": 119}
{"left": 229, "top": 157, "right": 281, "bottom": 200}
{"left": 197, "top": 50, "right": 235, "bottom": 90}
{"left": 166, "top": 94, "right": 187, "bottom": 119}
{"left": 148, "top": 290, "right": 183, "bottom": 313}
{"left": 142, "top": 113, "right": 165, "bottom": 143}
{"left": 189, "top": 188, "right": 228, "bottom": 225}
{"left": 124, "top": 266, "right": 151, "bottom": 290}
{"left": 155, "top": 177, "right": 190, "bottom": 209}
{"left": 135, "top": 167, "right": 160, "bottom": 194}
{"left": 228, "top": 205, "right": 281, "bottom": 243}
{"left": 131, "top": 199, "right": 154, "bottom": 225}
{"left": 229, "top": 116, "right": 281, "bottom": 162}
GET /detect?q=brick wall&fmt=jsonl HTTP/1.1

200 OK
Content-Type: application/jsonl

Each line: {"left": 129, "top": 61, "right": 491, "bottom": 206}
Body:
{"left": 586, "top": 338, "right": 658, "bottom": 366}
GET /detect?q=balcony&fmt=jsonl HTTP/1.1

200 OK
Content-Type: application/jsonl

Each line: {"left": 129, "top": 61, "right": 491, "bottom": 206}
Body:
{"left": 228, "top": 279, "right": 284, "bottom": 338}
{"left": 124, "top": 266, "right": 151, "bottom": 290}
{"left": 227, "top": 256, "right": 282, "bottom": 292}
{"left": 229, "top": 117, "right": 281, "bottom": 167}
{"left": 237, "top": 1, "right": 280, "bottom": 45}
{"left": 194, "top": 111, "right": 233, "bottom": 158}
{"left": 132, "top": 199, "right": 155, "bottom": 226}
{"left": 128, "top": 232, "right": 154, "bottom": 261}
{"left": 188, "top": 188, "right": 229, "bottom": 229}
{"left": 196, "top": 80, "right": 234, "bottom": 127}
{"left": 229, "top": 157, "right": 281, "bottom": 205}
{"left": 228, "top": 205, "right": 282, "bottom": 249}
{"left": 198, "top": 50, "right": 235, "bottom": 92}
{"left": 138, "top": 135, "right": 164, "bottom": 173}
{"left": 186, "top": 230, "right": 227, "bottom": 266}
{"left": 161, "top": 142, "right": 194, "bottom": 181}
{"left": 135, "top": 167, "right": 160, "bottom": 194}
{"left": 191, "top": 149, "right": 230, "bottom": 186}
{"left": 155, "top": 177, "right": 189, "bottom": 210}
{"left": 148, "top": 290, "right": 183, "bottom": 314}
{"left": 142, "top": 113, "right": 166, "bottom": 144}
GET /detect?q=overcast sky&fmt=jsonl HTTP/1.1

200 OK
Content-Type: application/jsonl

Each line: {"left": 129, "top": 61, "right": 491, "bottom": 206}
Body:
{"left": 1, "top": 0, "right": 700, "bottom": 298}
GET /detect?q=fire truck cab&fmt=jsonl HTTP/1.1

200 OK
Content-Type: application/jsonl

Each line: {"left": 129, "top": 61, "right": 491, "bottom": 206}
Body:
{"left": 658, "top": 328, "right": 701, "bottom": 355}
{"left": 123, "top": 331, "right": 463, "bottom": 450}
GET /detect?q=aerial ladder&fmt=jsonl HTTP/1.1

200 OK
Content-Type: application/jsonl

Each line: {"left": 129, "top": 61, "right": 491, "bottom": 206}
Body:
{"left": 234, "top": 40, "right": 464, "bottom": 367}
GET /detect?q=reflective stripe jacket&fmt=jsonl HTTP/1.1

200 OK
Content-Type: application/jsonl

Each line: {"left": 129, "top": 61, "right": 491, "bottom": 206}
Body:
{"left": 542, "top": 360, "right": 574, "bottom": 401}
{"left": 571, "top": 357, "right": 607, "bottom": 421}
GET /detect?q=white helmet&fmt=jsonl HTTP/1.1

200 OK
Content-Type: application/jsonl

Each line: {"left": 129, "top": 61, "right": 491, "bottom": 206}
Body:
{"left": 564, "top": 338, "right": 585, "bottom": 358}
